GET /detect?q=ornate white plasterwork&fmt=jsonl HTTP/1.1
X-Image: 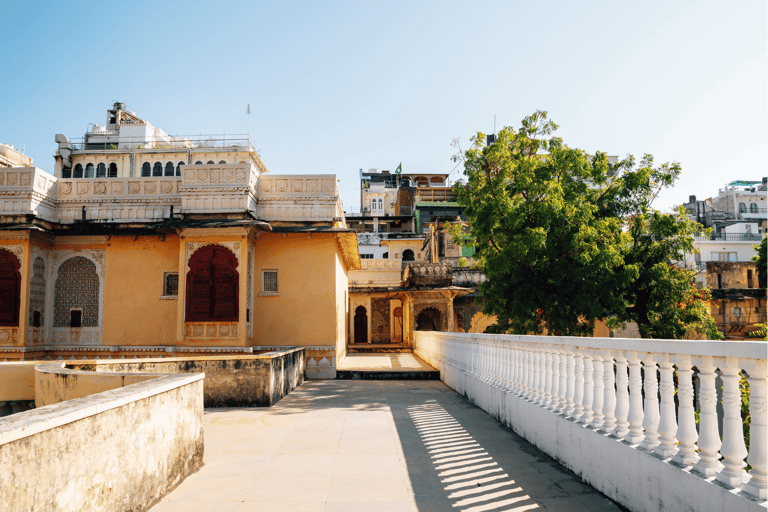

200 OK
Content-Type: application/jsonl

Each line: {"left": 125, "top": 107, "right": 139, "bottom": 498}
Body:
{"left": 184, "top": 241, "right": 241, "bottom": 268}
{"left": 0, "top": 245, "right": 23, "bottom": 265}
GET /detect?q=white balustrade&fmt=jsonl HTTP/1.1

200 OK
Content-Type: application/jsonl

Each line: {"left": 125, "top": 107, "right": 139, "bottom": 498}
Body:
{"left": 613, "top": 353, "right": 629, "bottom": 440}
{"left": 412, "top": 331, "right": 768, "bottom": 506}
{"left": 655, "top": 354, "right": 678, "bottom": 457}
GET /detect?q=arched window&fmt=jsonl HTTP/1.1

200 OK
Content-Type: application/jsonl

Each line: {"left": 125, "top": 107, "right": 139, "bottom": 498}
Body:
{"left": 416, "top": 177, "right": 428, "bottom": 187}
{"left": 108, "top": 163, "right": 118, "bottom": 177}
{"left": 176, "top": 162, "right": 184, "bottom": 176}
{"left": 739, "top": 203, "right": 747, "bottom": 214}
{"left": 354, "top": 306, "right": 368, "bottom": 344}
{"left": 402, "top": 249, "right": 415, "bottom": 261}
{"left": 430, "top": 176, "right": 444, "bottom": 185}
{"left": 416, "top": 307, "right": 441, "bottom": 331}
{"left": 750, "top": 203, "right": 759, "bottom": 213}
{"left": 29, "top": 257, "right": 45, "bottom": 327}
{"left": 96, "top": 163, "right": 106, "bottom": 178}
{"left": 164, "top": 162, "right": 175, "bottom": 176}
{"left": 73, "top": 164, "right": 83, "bottom": 178}
{"left": 141, "top": 163, "right": 151, "bottom": 177}
{"left": 195, "top": 161, "right": 203, "bottom": 165}
{"left": 53, "top": 256, "right": 99, "bottom": 327}
{"left": 206, "top": 160, "right": 215, "bottom": 165}
{"left": 186, "top": 245, "right": 239, "bottom": 322}
{"left": 62, "top": 167, "right": 72, "bottom": 179}
{"left": 218, "top": 160, "right": 227, "bottom": 164}
{"left": 84, "top": 163, "right": 95, "bottom": 178}
{"left": 152, "top": 162, "right": 163, "bottom": 177}
{"left": 0, "top": 249, "right": 21, "bottom": 326}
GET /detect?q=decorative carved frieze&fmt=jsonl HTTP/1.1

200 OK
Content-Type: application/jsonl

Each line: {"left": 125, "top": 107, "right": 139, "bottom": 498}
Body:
{"left": 184, "top": 241, "right": 240, "bottom": 268}
{"left": 0, "top": 245, "right": 23, "bottom": 264}
{"left": 184, "top": 322, "right": 240, "bottom": 340}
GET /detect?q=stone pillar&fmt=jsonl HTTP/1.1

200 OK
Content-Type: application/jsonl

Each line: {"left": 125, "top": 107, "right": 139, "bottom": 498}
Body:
{"left": 406, "top": 297, "right": 415, "bottom": 347}
{"left": 446, "top": 294, "right": 455, "bottom": 332}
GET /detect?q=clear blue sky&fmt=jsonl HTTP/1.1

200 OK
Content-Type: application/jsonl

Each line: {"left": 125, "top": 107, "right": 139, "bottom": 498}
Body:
{"left": 1, "top": 0, "right": 765, "bottom": 212}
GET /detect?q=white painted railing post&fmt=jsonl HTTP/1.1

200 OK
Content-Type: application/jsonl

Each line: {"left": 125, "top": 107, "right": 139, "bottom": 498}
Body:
{"left": 532, "top": 346, "right": 542, "bottom": 404}
{"left": 640, "top": 354, "right": 661, "bottom": 451}
{"left": 558, "top": 347, "right": 568, "bottom": 413}
{"left": 524, "top": 346, "right": 533, "bottom": 399}
{"left": 565, "top": 348, "right": 576, "bottom": 417}
{"left": 673, "top": 354, "right": 699, "bottom": 466}
{"left": 589, "top": 350, "right": 605, "bottom": 429}
{"left": 572, "top": 349, "right": 585, "bottom": 422}
{"left": 600, "top": 350, "right": 616, "bottom": 433}
{"left": 655, "top": 354, "right": 679, "bottom": 458}
{"left": 613, "top": 352, "right": 630, "bottom": 440}
{"left": 717, "top": 358, "right": 748, "bottom": 487}
{"left": 743, "top": 362, "right": 768, "bottom": 499}
{"left": 693, "top": 357, "right": 724, "bottom": 476}
{"left": 581, "top": 352, "right": 594, "bottom": 425}
{"left": 549, "top": 346, "right": 561, "bottom": 411}
{"left": 543, "top": 346, "right": 553, "bottom": 408}
{"left": 626, "top": 351, "right": 644, "bottom": 444}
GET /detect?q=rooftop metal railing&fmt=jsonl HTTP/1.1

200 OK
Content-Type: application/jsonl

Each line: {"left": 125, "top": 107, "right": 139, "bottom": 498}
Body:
{"left": 66, "top": 134, "right": 257, "bottom": 151}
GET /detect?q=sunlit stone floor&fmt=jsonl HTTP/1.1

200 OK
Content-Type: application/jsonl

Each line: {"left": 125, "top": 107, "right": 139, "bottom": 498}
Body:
{"left": 150, "top": 380, "right": 626, "bottom": 512}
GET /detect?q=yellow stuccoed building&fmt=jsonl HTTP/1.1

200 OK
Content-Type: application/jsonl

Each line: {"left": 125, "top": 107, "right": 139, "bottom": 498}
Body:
{"left": 0, "top": 103, "right": 358, "bottom": 378}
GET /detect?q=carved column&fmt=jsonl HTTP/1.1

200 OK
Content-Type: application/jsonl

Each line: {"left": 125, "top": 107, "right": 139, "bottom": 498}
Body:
{"left": 640, "top": 354, "right": 661, "bottom": 451}
{"left": 626, "top": 351, "right": 644, "bottom": 444}
{"left": 693, "top": 357, "right": 724, "bottom": 476}
{"left": 673, "top": 355, "right": 699, "bottom": 466}
{"left": 743, "top": 363, "right": 768, "bottom": 498}
{"left": 655, "top": 354, "right": 679, "bottom": 457}
{"left": 717, "top": 359, "right": 748, "bottom": 487}
{"left": 589, "top": 350, "right": 604, "bottom": 428}
{"left": 613, "top": 352, "right": 630, "bottom": 440}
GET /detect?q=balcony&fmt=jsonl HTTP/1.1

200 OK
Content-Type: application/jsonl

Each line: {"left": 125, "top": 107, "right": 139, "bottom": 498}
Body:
{"left": 696, "top": 233, "right": 764, "bottom": 242}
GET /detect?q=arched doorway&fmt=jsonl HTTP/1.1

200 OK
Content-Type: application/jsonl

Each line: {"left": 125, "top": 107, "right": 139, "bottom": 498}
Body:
{"left": 186, "top": 245, "right": 239, "bottom": 322}
{"left": 0, "top": 249, "right": 21, "bottom": 326}
{"left": 354, "top": 306, "right": 368, "bottom": 344}
{"left": 402, "top": 249, "right": 415, "bottom": 261}
{"left": 416, "top": 307, "right": 441, "bottom": 331}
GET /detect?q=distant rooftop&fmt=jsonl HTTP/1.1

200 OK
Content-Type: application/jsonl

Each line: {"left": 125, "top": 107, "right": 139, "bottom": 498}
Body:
{"left": 727, "top": 180, "right": 762, "bottom": 187}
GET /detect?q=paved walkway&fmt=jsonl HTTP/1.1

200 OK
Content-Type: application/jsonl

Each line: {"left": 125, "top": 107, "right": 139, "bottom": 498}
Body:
{"left": 151, "top": 381, "right": 625, "bottom": 512}
{"left": 337, "top": 353, "right": 437, "bottom": 372}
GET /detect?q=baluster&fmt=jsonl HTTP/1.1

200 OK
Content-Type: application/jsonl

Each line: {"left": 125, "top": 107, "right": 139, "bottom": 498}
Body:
{"left": 565, "top": 349, "right": 576, "bottom": 417}
{"left": 613, "top": 352, "right": 629, "bottom": 440}
{"left": 589, "top": 350, "right": 604, "bottom": 428}
{"left": 542, "top": 346, "right": 553, "bottom": 407}
{"left": 549, "top": 347, "right": 561, "bottom": 410}
{"left": 558, "top": 348, "right": 568, "bottom": 413}
{"left": 532, "top": 347, "right": 542, "bottom": 403}
{"left": 521, "top": 346, "right": 530, "bottom": 398}
{"left": 655, "top": 354, "right": 679, "bottom": 457}
{"left": 600, "top": 351, "right": 616, "bottom": 433}
{"left": 526, "top": 346, "right": 535, "bottom": 399}
{"left": 717, "top": 359, "right": 748, "bottom": 487}
{"left": 572, "top": 349, "right": 585, "bottom": 421}
{"left": 626, "top": 351, "right": 644, "bottom": 444}
{"left": 581, "top": 352, "right": 594, "bottom": 424}
{"left": 513, "top": 342, "right": 521, "bottom": 393}
{"left": 673, "top": 355, "right": 699, "bottom": 465}
{"left": 538, "top": 345, "right": 549, "bottom": 405}
{"left": 693, "top": 357, "right": 723, "bottom": 476}
{"left": 501, "top": 341, "right": 512, "bottom": 392}
{"left": 743, "top": 363, "right": 767, "bottom": 499}
{"left": 640, "top": 353, "right": 661, "bottom": 451}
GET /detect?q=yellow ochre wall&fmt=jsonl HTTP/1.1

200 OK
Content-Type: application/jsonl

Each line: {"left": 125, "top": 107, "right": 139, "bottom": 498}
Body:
{"left": 334, "top": 247, "right": 349, "bottom": 360}
{"left": 252, "top": 233, "right": 341, "bottom": 347}
{"left": 103, "top": 235, "right": 180, "bottom": 345}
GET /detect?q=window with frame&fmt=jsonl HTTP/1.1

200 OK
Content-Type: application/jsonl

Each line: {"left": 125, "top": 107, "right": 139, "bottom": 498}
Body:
{"left": 85, "top": 163, "right": 95, "bottom": 178}
{"left": 108, "top": 163, "right": 118, "bottom": 177}
{"left": 141, "top": 162, "right": 151, "bottom": 177}
{"left": 96, "top": 163, "right": 106, "bottom": 178}
{"left": 360, "top": 254, "right": 374, "bottom": 259}
{"left": 152, "top": 162, "right": 163, "bottom": 177}
{"left": 262, "top": 270, "right": 278, "bottom": 294}
{"left": 164, "top": 272, "right": 179, "bottom": 296}
{"left": 164, "top": 162, "right": 175, "bottom": 176}
{"left": 714, "top": 251, "right": 737, "bottom": 262}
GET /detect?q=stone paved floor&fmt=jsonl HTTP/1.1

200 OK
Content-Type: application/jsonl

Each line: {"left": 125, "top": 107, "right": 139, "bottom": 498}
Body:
{"left": 337, "top": 353, "right": 438, "bottom": 372}
{"left": 150, "top": 381, "right": 626, "bottom": 512}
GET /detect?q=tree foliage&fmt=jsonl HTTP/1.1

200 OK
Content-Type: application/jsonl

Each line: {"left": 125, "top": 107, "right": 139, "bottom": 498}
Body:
{"left": 450, "top": 110, "right": 721, "bottom": 339}
{"left": 753, "top": 236, "right": 767, "bottom": 289}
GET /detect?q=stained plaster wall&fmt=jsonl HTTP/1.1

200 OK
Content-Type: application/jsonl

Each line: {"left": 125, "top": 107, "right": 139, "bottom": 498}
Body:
{"left": 333, "top": 250, "right": 348, "bottom": 370}
{"left": 0, "top": 372, "right": 204, "bottom": 512}
{"left": 253, "top": 233, "right": 338, "bottom": 348}
{"left": 103, "top": 234, "right": 180, "bottom": 346}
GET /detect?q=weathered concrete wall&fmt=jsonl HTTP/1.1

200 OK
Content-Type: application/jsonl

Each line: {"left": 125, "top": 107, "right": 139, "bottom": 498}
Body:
{"left": 0, "top": 372, "right": 204, "bottom": 512}
{"left": 0, "top": 362, "right": 36, "bottom": 401}
{"left": 67, "top": 348, "right": 305, "bottom": 407}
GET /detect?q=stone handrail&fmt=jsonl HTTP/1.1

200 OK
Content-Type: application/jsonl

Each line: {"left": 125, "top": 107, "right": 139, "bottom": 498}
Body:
{"left": 414, "top": 332, "right": 767, "bottom": 511}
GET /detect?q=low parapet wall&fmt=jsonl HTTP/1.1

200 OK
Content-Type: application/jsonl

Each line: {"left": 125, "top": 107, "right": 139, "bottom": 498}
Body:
{"left": 67, "top": 347, "right": 306, "bottom": 407}
{"left": 0, "top": 369, "right": 204, "bottom": 512}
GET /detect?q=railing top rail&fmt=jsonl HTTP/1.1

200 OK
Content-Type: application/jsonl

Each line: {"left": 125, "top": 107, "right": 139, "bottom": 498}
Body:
{"left": 430, "top": 331, "right": 768, "bottom": 360}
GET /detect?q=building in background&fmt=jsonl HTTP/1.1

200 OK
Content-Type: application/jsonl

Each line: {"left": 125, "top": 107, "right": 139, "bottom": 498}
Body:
{"left": 682, "top": 178, "right": 767, "bottom": 339}
{"left": 0, "top": 103, "right": 359, "bottom": 377}
{"left": 0, "top": 143, "right": 33, "bottom": 168}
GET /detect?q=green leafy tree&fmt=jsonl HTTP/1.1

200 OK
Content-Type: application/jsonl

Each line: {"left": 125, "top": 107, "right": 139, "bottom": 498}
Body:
{"left": 451, "top": 110, "right": 721, "bottom": 339}
{"left": 753, "top": 236, "right": 767, "bottom": 288}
